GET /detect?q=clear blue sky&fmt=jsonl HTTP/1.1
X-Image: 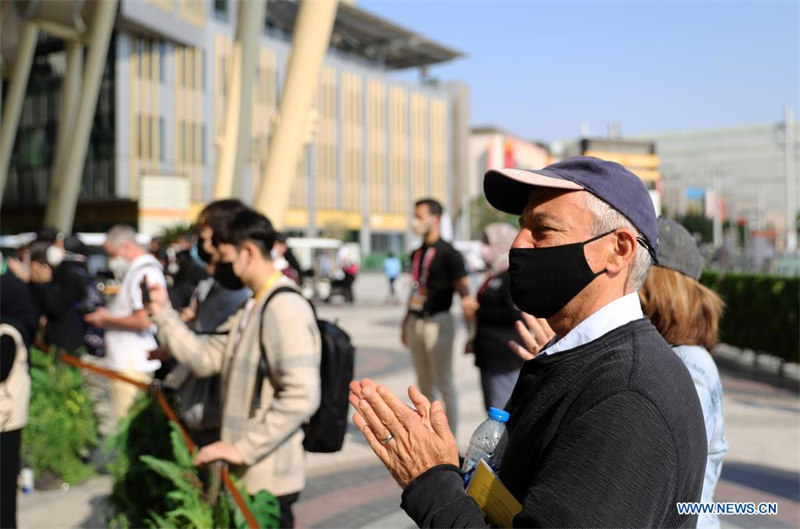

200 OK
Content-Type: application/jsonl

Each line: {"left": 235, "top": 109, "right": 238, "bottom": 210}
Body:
{"left": 359, "top": 0, "right": 799, "bottom": 142}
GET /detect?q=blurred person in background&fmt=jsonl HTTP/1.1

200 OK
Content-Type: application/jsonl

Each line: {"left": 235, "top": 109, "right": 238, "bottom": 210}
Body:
{"left": 464, "top": 222, "right": 524, "bottom": 411}
{"left": 83, "top": 225, "right": 165, "bottom": 420}
{"left": 27, "top": 235, "right": 101, "bottom": 355}
{"left": 16, "top": 242, "right": 50, "bottom": 326}
{"left": 167, "top": 200, "right": 251, "bottom": 446}
{"left": 272, "top": 233, "right": 302, "bottom": 285}
{"left": 401, "top": 198, "right": 477, "bottom": 435}
{"left": 0, "top": 253, "right": 36, "bottom": 529}
{"left": 0, "top": 254, "right": 38, "bottom": 348}
{"left": 639, "top": 217, "right": 728, "bottom": 529}
{"left": 382, "top": 251, "right": 402, "bottom": 301}
{"left": 5, "top": 245, "right": 32, "bottom": 284}
{"left": 328, "top": 246, "right": 358, "bottom": 304}
{"left": 167, "top": 236, "right": 209, "bottom": 312}
{"left": 0, "top": 325, "right": 30, "bottom": 529}
{"left": 183, "top": 199, "right": 252, "bottom": 330}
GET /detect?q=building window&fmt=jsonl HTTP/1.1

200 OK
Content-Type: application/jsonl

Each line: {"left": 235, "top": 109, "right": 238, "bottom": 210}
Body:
{"left": 184, "top": 49, "right": 191, "bottom": 88}
{"left": 201, "top": 50, "right": 206, "bottom": 90}
{"left": 137, "top": 115, "right": 143, "bottom": 157}
{"left": 137, "top": 39, "right": 144, "bottom": 77}
{"left": 159, "top": 117, "right": 165, "bottom": 161}
{"left": 214, "top": 0, "right": 228, "bottom": 18}
{"left": 158, "top": 41, "right": 166, "bottom": 83}
{"left": 180, "top": 121, "right": 186, "bottom": 162}
{"left": 144, "top": 40, "right": 153, "bottom": 79}
{"left": 201, "top": 125, "right": 207, "bottom": 164}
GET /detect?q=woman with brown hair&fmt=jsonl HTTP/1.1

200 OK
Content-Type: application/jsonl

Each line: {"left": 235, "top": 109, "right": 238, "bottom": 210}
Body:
{"left": 639, "top": 217, "right": 728, "bottom": 529}
{"left": 465, "top": 222, "right": 524, "bottom": 411}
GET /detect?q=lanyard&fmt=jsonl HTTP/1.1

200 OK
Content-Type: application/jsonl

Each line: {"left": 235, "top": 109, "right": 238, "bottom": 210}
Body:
{"left": 254, "top": 271, "right": 284, "bottom": 301}
{"left": 234, "top": 271, "right": 284, "bottom": 349}
{"left": 412, "top": 247, "right": 437, "bottom": 286}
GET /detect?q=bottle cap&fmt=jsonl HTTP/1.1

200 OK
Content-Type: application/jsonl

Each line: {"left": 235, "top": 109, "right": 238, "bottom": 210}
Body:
{"left": 488, "top": 407, "right": 510, "bottom": 423}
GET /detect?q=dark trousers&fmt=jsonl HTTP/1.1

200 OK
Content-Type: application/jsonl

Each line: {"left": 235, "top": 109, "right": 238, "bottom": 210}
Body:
{"left": 0, "top": 428, "right": 22, "bottom": 529}
{"left": 277, "top": 492, "right": 300, "bottom": 528}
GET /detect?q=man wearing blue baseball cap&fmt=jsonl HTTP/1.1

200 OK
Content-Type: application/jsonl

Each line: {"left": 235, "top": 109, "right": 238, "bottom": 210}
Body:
{"left": 349, "top": 156, "right": 708, "bottom": 528}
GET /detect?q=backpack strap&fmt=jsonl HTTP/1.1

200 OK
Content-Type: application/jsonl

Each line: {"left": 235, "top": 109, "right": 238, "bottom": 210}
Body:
{"left": 250, "top": 286, "right": 307, "bottom": 416}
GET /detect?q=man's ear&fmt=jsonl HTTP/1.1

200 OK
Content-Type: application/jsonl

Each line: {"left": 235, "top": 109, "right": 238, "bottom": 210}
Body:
{"left": 243, "top": 240, "right": 262, "bottom": 260}
{"left": 606, "top": 229, "right": 637, "bottom": 274}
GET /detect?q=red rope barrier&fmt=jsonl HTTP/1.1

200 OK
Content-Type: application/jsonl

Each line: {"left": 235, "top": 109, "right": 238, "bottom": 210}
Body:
{"left": 58, "top": 352, "right": 259, "bottom": 529}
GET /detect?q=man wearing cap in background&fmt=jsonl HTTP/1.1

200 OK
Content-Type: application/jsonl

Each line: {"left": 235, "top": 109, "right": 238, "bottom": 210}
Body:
{"left": 349, "top": 156, "right": 708, "bottom": 528}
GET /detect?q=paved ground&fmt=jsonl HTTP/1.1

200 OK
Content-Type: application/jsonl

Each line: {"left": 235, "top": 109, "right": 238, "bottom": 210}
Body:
{"left": 17, "top": 272, "right": 800, "bottom": 529}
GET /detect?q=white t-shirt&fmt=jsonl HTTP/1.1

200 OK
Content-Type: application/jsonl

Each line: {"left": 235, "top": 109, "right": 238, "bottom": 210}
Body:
{"left": 104, "top": 254, "right": 165, "bottom": 373}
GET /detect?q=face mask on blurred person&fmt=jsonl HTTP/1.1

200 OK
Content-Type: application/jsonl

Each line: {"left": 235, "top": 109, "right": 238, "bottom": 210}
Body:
{"left": 46, "top": 245, "right": 66, "bottom": 268}
{"left": 108, "top": 256, "right": 130, "bottom": 280}
{"left": 480, "top": 243, "right": 495, "bottom": 267}
{"left": 412, "top": 218, "right": 433, "bottom": 236}
{"left": 214, "top": 261, "right": 245, "bottom": 290}
{"left": 195, "top": 239, "right": 213, "bottom": 264}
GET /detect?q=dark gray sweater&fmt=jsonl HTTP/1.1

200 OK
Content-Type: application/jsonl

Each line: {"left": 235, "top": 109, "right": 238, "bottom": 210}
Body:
{"left": 401, "top": 318, "right": 707, "bottom": 528}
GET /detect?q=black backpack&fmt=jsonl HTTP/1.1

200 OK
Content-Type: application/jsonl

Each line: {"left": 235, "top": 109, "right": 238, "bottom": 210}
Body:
{"left": 254, "top": 286, "right": 355, "bottom": 453}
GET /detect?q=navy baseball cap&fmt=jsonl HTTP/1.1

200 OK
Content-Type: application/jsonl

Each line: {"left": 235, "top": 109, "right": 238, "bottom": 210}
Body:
{"left": 484, "top": 156, "right": 659, "bottom": 257}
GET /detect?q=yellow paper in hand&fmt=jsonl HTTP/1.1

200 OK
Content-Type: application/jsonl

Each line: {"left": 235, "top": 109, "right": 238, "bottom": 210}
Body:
{"left": 466, "top": 459, "right": 522, "bottom": 528}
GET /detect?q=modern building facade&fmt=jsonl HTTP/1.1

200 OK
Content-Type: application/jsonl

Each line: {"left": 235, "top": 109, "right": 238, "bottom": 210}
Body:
{"left": 639, "top": 122, "right": 799, "bottom": 240}
{"left": 552, "top": 137, "right": 662, "bottom": 215}
{"left": 1, "top": 0, "right": 468, "bottom": 254}
{"left": 469, "top": 126, "right": 551, "bottom": 199}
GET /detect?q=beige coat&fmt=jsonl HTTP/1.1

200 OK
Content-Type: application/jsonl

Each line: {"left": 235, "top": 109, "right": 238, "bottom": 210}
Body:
{"left": 153, "top": 277, "right": 321, "bottom": 496}
{"left": 0, "top": 323, "right": 30, "bottom": 432}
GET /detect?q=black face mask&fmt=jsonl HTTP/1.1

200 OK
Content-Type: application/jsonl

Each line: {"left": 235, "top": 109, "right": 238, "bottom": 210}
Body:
{"left": 195, "top": 238, "right": 213, "bottom": 265}
{"left": 214, "top": 261, "right": 244, "bottom": 291}
{"left": 508, "top": 231, "right": 614, "bottom": 318}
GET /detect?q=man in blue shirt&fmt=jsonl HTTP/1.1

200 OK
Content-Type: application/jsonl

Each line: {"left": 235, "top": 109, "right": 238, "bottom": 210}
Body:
{"left": 382, "top": 252, "right": 402, "bottom": 301}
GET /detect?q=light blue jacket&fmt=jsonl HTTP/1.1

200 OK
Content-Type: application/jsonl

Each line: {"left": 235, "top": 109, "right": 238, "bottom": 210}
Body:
{"left": 383, "top": 256, "right": 402, "bottom": 279}
{"left": 673, "top": 345, "right": 728, "bottom": 529}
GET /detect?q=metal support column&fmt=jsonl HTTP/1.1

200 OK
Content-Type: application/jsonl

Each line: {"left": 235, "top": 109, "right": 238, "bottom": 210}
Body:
{"left": 46, "top": 41, "right": 84, "bottom": 218}
{"left": 0, "top": 22, "right": 39, "bottom": 200}
{"left": 43, "top": 0, "right": 118, "bottom": 232}
{"left": 213, "top": 0, "right": 265, "bottom": 199}
{"left": 254, "top": 0, "right": 338, "bottom": 229}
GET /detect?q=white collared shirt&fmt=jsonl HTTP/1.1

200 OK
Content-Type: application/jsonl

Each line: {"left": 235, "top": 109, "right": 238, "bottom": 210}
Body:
{"left": 538, "top": 292, "right": 644, "bottom": 357}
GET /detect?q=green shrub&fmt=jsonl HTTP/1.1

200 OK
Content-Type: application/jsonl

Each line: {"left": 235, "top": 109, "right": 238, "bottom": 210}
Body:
{"left": 701, "top": 271, "right": 800, "bottom": 363}
{"left": 106, "top": 395, "right": 179, "bottom": 526}
{"left": 22, "top": 348, "right": 98, "bottom": 486}
{"left": 109, "top": 398, "right": 280, "bottom": 529}
{"left": 362, "top": 252, "right": 410, "bottom": 272}
{"left": 361, "top": 252, "right": 388, "bottom": 271}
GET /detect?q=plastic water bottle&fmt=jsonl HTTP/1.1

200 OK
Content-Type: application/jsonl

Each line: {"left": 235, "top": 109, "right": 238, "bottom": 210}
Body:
{"left": 461, "top": 407, "right": 510, "bottom": 487}
{"left": 20, "top": 467, "right": 34, "bottom": 494}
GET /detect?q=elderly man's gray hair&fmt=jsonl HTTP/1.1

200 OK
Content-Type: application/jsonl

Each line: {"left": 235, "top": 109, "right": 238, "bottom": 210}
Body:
{"left": 105, "top": 224, "right": 139, "bottom": 249}
{"left": 584, "top": 193, "right": 652, "bottom": 291}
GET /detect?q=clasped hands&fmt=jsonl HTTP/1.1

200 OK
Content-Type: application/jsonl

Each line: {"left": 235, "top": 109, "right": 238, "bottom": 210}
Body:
{"left": 349, "top": 379, "right": 459, "bottom": 488}
{"left": 354, "top": 313, "right": 554, "bottom": 488}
